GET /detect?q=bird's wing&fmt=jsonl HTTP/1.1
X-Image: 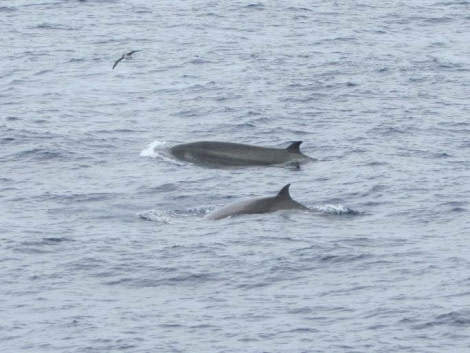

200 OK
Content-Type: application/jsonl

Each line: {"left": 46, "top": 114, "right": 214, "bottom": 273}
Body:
{"left": 128, "top": 50, "right": 141, "bottom": 55}
{"left": 112, "top": 55, "right": 124, "bottom": 69}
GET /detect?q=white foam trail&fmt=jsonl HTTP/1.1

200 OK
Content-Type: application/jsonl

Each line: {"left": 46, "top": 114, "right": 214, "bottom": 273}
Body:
{"left": 138, "top": 210, "right": 173, "bottom": 223}
{"left": 138, "top": 206, "right": 211, "bottom": 223}
{"left": 140, "top": 140, "right": 166, "bottom": 158}
{"left": 316, "top": 204, "right": 355, "bottom": 215}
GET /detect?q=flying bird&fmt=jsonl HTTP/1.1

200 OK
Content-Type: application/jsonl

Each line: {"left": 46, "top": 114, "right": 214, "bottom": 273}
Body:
{"left": 112, "top": 50, "right": 141, "bottom": 70}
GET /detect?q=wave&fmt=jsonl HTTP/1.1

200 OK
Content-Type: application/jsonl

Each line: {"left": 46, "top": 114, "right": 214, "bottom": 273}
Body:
{"left": 12, "top": 148, "right": 69, "bottom": 161}
{"left": 0, "top": 6, "right": 17, "bottom": 12}
{"left": 103, "top": 271, "right": 218, "bottom": 287}
{"left": 412, "top": 309, "right": 470, "bottom": 329}
{"left": 33, "top": 23, "right": 77, "bottom": 31}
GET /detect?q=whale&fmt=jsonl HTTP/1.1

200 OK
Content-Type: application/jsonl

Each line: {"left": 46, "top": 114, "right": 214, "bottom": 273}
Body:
{"left": 168, "top": 141, "right": 314, "bottom": 167}
{"left": 205, "top": 184, "right": 309, "bottom": 220}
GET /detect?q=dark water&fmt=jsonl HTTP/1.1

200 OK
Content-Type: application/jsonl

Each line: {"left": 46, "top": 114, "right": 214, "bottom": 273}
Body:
{"left": 1, "top": 1, "right": 470, "bottom": 352}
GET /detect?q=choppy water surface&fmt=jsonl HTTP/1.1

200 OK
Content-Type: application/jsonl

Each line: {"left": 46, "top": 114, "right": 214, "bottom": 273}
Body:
{"left": 1, "top": 1, "right": 470, "bottom": 352}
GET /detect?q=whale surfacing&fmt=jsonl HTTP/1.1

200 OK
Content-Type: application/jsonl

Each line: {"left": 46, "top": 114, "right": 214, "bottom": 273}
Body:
{"left": 205, "top": 184, "right": 308, "bottom": 220}
{"left": 168, "top": 141, "right": 314, "bottom": 167}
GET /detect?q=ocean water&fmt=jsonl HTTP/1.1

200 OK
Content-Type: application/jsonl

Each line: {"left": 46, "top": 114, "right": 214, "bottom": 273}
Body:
{"left": 1, "top": 0, "right": 470, "bottom": 352}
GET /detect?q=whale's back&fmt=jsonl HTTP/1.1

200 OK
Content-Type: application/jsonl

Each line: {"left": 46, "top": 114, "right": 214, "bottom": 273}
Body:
{"left": 205, "top": 184, "right": 308, "bottom": 220}
{"left": 170, "top": 141, "right": 312, "bottom": 166}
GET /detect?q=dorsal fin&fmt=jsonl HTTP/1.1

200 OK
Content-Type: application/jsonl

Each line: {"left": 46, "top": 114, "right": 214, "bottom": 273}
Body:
{"left": 286, "top": 141, "right": 303, "bottom": 154}
{"left": 276, "top": 184, "right": 292, "bottom": 199}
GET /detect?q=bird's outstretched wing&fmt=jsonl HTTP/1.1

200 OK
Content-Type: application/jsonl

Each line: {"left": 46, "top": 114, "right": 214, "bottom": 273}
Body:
{"left": 112, "top": 55, "right": 124, "bottom": 70}
{"left": 127, "top": 50, "right": 141, "bottom": 56}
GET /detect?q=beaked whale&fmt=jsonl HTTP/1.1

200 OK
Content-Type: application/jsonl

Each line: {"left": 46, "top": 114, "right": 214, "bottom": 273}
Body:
{"left": 205, "top": 184, "right": 309, "bottom": 220}
{"left": 169, "top": 141, "right": 314, "bottom": 167}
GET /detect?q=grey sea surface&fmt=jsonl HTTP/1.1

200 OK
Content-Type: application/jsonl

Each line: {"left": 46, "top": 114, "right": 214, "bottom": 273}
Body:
{"left": 1, "top": 0, "right": 470, "bottom": 352}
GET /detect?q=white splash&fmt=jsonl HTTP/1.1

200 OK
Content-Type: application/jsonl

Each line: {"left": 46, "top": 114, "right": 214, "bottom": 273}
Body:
{"left": 138, "top": 206, "right": 211, "bottom": 223}
{"left": 140, "top": 140, "right": 166, "bottom": 158}
{"left": 316, "top": 204, "right": 357, "bottom": 215}
{"left": 138, "top": 210, "right": 173, "bottom": 223}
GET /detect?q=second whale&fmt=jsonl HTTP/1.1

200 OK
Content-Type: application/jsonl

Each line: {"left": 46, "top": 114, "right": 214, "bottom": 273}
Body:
{"left": 168, "top": 141, "right": 314, "bottom": 167}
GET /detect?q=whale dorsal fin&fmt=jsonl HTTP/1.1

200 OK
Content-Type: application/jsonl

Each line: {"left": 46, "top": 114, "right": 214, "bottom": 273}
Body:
{"left": 276, "top": 184, "right": 292, "bottom": 199}
{"left": 286, "top": 141, "right": 303, "bottom": 154}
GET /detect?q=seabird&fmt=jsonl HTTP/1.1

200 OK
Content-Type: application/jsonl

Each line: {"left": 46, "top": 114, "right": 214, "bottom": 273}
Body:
{"left": 112, "top": 50, "right": 140, "bottom": 70}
